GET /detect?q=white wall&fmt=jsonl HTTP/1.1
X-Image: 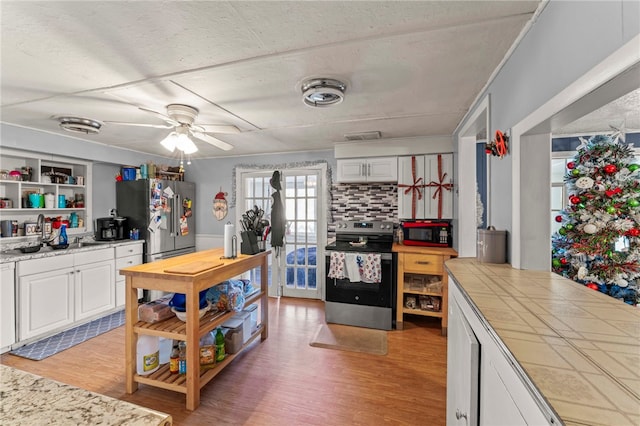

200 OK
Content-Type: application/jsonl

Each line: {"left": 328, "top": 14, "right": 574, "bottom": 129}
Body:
{"left": 455, "top": 0, "right": 640, "bottom": 265}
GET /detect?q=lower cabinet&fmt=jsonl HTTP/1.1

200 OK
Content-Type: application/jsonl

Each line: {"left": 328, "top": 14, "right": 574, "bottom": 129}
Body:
{"left": 1, "top": 262, "right": 16, "bottom": 352}
{"left": 115, "top": 243, "right": 143, "bottom": 307}
{"left": 18, "top": 248, "right": 115, "bottom": 342}
{"left": 447, "top": 278, "right": 551, "bottom": 425}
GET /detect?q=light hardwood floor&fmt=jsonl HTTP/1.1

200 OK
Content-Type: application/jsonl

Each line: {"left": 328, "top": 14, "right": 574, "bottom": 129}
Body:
{"left": 1, "top": 298, "right": 447, "bottom": 425}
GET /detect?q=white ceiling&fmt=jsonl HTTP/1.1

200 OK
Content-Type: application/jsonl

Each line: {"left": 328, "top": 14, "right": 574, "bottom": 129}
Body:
{"left": 2, "top": 1, "right": 550, "bottom": 159}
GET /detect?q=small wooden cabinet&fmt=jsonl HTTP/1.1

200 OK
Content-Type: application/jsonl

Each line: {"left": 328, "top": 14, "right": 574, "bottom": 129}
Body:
{"left": 393, "top": 243, "right": 457, "bottom": 334}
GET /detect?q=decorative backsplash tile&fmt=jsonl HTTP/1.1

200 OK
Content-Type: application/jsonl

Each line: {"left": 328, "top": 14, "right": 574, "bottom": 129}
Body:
{"left": 329, "top": 183, "right": 397, "bottom": 236}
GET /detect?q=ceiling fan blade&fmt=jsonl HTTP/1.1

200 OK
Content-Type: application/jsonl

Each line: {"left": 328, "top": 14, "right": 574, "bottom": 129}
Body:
{"left": 190, "top": 129, "right": 234, "bottom": 151}
{"left": 199, "top": 124, "right": 241, "bottom": 134}
{"left": 139, "top": 106, "right": 180, "bottom": 126}
{"left": 103, "top": 120, "right": 173, "bottom": 129}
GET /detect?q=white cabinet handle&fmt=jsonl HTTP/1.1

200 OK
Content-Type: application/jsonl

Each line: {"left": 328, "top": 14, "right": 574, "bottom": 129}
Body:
{"left": 455, "top": 409, "right": 468, "bottom": 420}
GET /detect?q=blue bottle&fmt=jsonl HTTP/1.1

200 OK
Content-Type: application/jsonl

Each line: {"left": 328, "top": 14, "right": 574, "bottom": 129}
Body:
{"left": 59, "top": 224, "right": 68, "bottom": 245}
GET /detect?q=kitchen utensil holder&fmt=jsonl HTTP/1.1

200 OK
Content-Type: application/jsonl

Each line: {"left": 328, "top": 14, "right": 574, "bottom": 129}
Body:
{"left": 240, "top": 231, "right": 260, "bottom": 255}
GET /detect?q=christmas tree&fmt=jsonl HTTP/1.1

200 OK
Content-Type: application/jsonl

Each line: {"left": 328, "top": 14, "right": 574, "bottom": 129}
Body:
{"left": 551, "top": 133, "right": 640, "bottom": 305}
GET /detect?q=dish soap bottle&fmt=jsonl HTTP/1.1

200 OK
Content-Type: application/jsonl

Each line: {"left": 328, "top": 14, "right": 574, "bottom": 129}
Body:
{"left": 215, "top": 328, "right": 225, "bottom": 363}
{"left": 59, "top": 224, "right": 68, "bottom": 245}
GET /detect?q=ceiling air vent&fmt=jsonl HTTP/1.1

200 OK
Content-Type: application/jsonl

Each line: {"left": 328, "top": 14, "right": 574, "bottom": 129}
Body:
{"left": 344, "top": 131, "right": 382, "bottom": 141}
{"left": 56, "top": 117, "right": 102, "bottom": 134}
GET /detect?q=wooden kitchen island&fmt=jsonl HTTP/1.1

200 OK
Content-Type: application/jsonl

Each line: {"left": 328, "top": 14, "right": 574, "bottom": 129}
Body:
{"left": 120, "top": 248, "right": 269, "bottom": 411}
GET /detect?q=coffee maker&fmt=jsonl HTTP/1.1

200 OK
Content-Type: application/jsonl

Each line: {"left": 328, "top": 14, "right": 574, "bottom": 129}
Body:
{"left": 95, "top": 217, "right": 127, "bottom": 240}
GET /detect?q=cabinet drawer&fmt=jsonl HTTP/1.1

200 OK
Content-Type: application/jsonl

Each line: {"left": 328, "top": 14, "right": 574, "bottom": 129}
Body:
{"left": 74, "top": 248, "right": 113, "bottom": 266}
{"left": 18, "top": 254, "right": 74, "bottom": 276}
{"left": 116, "top": 254, "right": 143, "bottom": 275}
{"left": 115, "top": 243, "right": 143, "bottom": 258}
{"left": 402, "top": 253, "right": 443, "bottom": 274}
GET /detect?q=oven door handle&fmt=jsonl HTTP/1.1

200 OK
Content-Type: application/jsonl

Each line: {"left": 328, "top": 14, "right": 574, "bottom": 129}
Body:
{"left": 326, "top": 252, "right": 393, "bottom": 260}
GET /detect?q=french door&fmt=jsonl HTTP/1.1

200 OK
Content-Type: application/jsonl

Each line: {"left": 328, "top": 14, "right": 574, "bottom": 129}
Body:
{"left": 238, "top": 165, "right": 326, "bottom": 299}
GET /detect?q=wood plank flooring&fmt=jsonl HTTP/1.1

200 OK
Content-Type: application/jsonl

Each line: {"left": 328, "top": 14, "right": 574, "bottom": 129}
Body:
{"left": 1, "top": 298, "right": 447, "bottom": 425}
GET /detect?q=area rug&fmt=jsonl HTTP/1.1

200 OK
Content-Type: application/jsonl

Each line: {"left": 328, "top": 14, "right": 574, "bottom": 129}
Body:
{"left": 309, "top": 323, "right": 388, "bottom": 355}
{"left": 10, "top": 310, "right": 125, "bottom": 361}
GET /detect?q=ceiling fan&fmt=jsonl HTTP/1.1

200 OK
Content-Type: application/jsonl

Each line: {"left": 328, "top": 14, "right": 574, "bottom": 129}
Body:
{"left": 104, "top": 104, "right": 239, "bottom": 151}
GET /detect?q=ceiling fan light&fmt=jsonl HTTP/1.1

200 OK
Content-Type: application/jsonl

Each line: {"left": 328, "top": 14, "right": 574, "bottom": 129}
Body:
{"left": 160, "top": 132, "right": 177, "bottom": 152}
{"left": 181, "top": 137, "right": 198, "bottom": 154}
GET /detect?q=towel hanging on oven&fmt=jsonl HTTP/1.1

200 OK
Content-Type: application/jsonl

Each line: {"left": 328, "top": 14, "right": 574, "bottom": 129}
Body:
{"left": 328, "top": 251, "right": 381, "bottom": 284}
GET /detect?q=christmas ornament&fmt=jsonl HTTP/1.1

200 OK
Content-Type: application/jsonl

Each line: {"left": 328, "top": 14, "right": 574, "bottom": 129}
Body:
{"left": 606, "top": 206, "right": 617, "bottom": 214}
{"left": 586, "top": 283, "right": 599, "bottom": 290}
{"left": 555, "top": 215, "right": 563, "bottom": 223}
{"left": 566, "top": 223, "right": 574, "bottom": 230}
{"left": 552, "top": 258, "right": 561, "bottom": 268}
{"left": 560, "top": 258, "right": 568, "bottom": 265}
{"left": 571, "top": 169, "right": 581, "bottom": 176}
{"left": 212, "top": 189, "right": 228, "bottom": 220}
{"left": 603, "top": 164, "right": 617, "bottom": 174}
{"left": 629, "top": 164, "right": 639, "bottom": 172}
{"left": 627, "top": 199, "right": 639, "bottom": 208}
{"left": 558, "top": 227, "right": 567, "bottom": 236}
{"left": 577, "top": 203, "right": 586, "bottom": 209}
{"left": 583, "top": 224, "right": 597, "bottom": 234}
{"left": 628, "top": 228, "right": 640, "bottom": 237}
{"left": 575, "top": 177, "right": 594, "bottom": 189}
{"left": 570, "top": 196, "right": 581, "bottom": 204}
{"left": 567, "top": 162, "right": 576, "bottom": 170}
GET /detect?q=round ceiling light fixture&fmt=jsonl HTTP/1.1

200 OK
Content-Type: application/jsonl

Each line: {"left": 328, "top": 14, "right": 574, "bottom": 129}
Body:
{"left": 56, "top": 116, "right": 102, "bottom": 134}
{"left": 301, "top": 78, "right": 347, "bottom": 107}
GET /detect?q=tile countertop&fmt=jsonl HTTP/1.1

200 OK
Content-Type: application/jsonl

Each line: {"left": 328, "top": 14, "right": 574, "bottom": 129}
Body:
{"left": 445, "top": 258, "right": 640, "bottom": 426}
{"left": 0, "top": 364, "right": 171, "bottom": 426}
{"left": 0, "top": 239, "right": 143, "bottom": 264}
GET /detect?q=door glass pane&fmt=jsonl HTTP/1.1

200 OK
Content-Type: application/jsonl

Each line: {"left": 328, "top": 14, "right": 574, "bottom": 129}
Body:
{"left": 296, "top": 176, "right": 306, "bottom": 197}
{"left": 307, "top": 175, "right": 317, "bottom": 196}
{"left": 551, "top": 186, "right": 564, "bottom": 210}
{"left": 286, "top": 199, "right": 295, "bottom": 220}
{"left": 285, "top": 176, "right": 295, "bottom": 197}
{"left": 307, "top": 199, "right": 316, "bottom": 220}
{"left": 551, "top": 159, "right": 567, "bottom": 182}
{"left": 296, "top": 199, "right": 306, "bottom": 220}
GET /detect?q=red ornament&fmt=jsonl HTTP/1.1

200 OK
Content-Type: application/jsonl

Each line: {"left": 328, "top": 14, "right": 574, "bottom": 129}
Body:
{"left": 627, "top": 228, "right": 640, "bottom": 237}
{"left": 603, "top": 164, "right": 617, "bottom": 174}
{"left": 586, "top": 283, "right": 599, "bottom": 290}
{"left": 555, "top": 215, "right": 563, "bottom": 223}
{"left": 570, "top": 196, "right": 581, "bottom": 205}
{"left": 560, "top": 258, "right": 568, "bottom": 265}
{"left": 605, "top": 190, "right": 615, "bottom": 197}
{"left": 567, "top": 162, "right": 576, "bottom": 170}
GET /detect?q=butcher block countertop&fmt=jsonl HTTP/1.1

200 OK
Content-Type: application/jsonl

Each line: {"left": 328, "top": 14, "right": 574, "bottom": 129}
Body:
{"left": 446, "top": 258, "right": 640, "bottom": 426}
{"left": 0, "top": 365, "right": 171, "bottom": 426}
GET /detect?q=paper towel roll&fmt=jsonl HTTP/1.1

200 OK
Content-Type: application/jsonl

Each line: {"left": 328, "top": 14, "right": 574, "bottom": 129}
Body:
{"left": 224, "top": 222, "right": 235, "bottom": 258}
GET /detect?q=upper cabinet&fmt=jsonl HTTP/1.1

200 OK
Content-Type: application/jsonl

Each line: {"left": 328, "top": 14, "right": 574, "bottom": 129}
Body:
{"left": 0, "top": 149, "right": 92, "bottom": 240}
{"left": 336, "top": 156, "right": 398, "bottom": 183}
{"left": 398, "top": 154, "right": 454, "bottom": 220}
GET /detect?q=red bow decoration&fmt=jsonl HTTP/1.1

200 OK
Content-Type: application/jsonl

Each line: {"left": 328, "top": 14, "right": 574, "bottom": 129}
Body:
{"left": 605, "top": 187, "right": 622, "bottom": 197}
{"left": 425, "top": 154, "right": 454, "bottom": 219}
{"left": 397, "top": 156, "right": 424, "bottom": 219}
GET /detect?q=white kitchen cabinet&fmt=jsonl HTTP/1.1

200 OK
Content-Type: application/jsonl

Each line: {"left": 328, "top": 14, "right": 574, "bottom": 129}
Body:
{"left": 74, "top": 251, "right": 115, "bottom": 321}
{"left": 17, "top": 248, "right": 115, "bottom": 342}
{"left": 336, "top": 157, "right": 397, "bottom": 183}
{"left": 447, "top": 278, "right": 551, "bottom": 426}
{"left": 398, "top": 154, "right": 453, "bottom": 219}
{"left": 1, "top": 262, "right": 16, "bottom": 352}
{"left": 115, "top": 243, "right": 143, "bottom": 307}
{"left": 18, "top": 254, "right": 75, "bottom": 341}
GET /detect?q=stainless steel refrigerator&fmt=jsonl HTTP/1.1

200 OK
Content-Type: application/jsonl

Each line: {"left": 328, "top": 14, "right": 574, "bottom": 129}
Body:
{"left": 116, "top": 179, "right": 196, "bottom": 263}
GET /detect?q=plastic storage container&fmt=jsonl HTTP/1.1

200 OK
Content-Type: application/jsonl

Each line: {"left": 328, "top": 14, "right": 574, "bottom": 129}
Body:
{"left": 477, "top": 228, "right": 507, "bottom": 264}
{"left": 137, "top": 335, "right": 160, "bottom": 375}
{"left": 221, "top": 317, "right": 244, "bottom": 354}
{"left": 232, "top": 311, "right": 251, "bottom": 344}
{"left": 122, "top": 167, "right": 136, "bottom": 181}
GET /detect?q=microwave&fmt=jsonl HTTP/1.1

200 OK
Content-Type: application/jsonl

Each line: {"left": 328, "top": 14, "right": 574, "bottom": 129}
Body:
{"left": 401, "top": 220, "right": 452, "bottom": 247}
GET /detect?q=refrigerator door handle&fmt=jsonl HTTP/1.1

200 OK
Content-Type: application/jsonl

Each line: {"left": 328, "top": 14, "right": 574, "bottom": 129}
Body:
{"left": 174, "top": 194, "right": 181, "bottom": 237}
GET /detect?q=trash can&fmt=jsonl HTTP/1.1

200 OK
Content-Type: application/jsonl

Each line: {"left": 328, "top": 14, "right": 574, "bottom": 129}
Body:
{"left": 477, "top": 227, "right": 506, "bottom": 264}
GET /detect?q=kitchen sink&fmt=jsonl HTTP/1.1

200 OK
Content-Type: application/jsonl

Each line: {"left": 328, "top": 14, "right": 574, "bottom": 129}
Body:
{"left": 67, "top": 241, "right": 111, "bottom": 249}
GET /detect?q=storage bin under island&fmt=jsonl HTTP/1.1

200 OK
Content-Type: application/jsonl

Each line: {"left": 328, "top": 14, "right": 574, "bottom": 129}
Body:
{"left": 120, "top": 248, "right": 269, "bottom": 411}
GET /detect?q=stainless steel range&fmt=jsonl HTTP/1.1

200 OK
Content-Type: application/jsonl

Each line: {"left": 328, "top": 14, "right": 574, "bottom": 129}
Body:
{"left": 325, "top": 220, "right": 396, "bottom": 330}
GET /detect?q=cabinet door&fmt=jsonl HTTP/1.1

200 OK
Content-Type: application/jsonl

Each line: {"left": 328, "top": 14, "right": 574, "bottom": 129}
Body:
{"left": 424, "top": 153, "right": 453, "bottom": 219}
{"left": 1, "top": 263, "right": 16, "bottom": 351}
{"left": 336, "top": 159, "right": 366, "bottom": 182}
{"left": 367, "top": 157, "right": 398, "bottom": 182}
{"left": 19, "top": 268, "right": 74, "bottom": 340}
{"left": 115, "top": 253, "right": 143, "bottom": 307}
{"left": 447, "top": 299, "right": 479, "bottom": 426}
{"left": 75, "top": 260, "right": 115, "bottom": 321}
{"left": 398, "top": 155, "right": 426, "bottom": 219}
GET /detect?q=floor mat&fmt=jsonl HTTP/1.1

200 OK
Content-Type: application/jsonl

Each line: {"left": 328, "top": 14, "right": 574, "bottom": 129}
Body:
{"left": 10, "top": 310, "right": 125, "bottom": 361}
{"left": 309, "top": 323, "right": 387, "bottom": 355}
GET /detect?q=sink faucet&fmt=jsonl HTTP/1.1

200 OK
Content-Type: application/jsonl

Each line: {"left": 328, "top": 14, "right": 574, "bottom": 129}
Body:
{"left": 37, "top": 214, "right": 47, "bottom": 246}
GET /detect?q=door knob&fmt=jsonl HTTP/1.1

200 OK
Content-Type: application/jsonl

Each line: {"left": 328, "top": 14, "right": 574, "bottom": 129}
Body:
{"left": 455, "top": 409, "right": 468, "bottom": 420}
